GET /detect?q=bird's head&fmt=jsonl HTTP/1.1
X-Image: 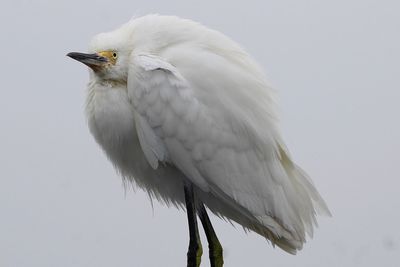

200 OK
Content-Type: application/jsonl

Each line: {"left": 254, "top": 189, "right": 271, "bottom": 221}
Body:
{"left": 67, "top": 24, "right": 134, "bottom": 83}
{"left": 68, "top": 15, "right": 196, "bottom": 83}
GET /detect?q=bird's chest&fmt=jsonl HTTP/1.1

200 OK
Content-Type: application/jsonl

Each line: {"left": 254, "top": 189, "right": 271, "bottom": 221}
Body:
{"left": 86, "top": 85, "right": 143, "bottom": 171}
{"left": 87, "top": 85, "right": 135, "bottom": 140}
{"left": 85, "top": 84, "right": 186, "bottom": 200}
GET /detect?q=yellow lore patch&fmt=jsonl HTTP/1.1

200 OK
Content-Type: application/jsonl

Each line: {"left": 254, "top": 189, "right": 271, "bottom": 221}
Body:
{"left": 98, "top": 51, "right": 117, "bottom": 65}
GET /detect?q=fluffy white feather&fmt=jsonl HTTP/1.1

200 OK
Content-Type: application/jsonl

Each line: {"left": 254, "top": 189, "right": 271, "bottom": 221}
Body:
{"left": 84, "top": 14, "right": 330, "bottom": 253}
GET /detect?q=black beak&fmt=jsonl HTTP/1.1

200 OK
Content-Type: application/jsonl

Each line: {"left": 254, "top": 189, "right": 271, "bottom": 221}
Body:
{"left": 67, "top": 52, "right": 108, "bottom": 69}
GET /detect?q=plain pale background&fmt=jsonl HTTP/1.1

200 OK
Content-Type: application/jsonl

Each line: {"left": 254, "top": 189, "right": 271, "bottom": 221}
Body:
{"left": 1, "top": 0, "right": 399, "bottom": 266}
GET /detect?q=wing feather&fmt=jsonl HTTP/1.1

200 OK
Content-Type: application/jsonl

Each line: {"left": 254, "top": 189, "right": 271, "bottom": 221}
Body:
{"left": 127, "top": 54, "right": 329, "bottom": 251}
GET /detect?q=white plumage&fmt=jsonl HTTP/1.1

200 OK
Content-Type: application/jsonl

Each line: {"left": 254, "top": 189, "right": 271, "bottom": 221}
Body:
{"left": 79, "top": 14, "right": 330, "bottom": 254}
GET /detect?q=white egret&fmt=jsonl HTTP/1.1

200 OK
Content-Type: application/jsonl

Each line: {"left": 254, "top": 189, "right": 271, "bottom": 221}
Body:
{"left": 68, "top": 14, "right": 330, "bottom": 267}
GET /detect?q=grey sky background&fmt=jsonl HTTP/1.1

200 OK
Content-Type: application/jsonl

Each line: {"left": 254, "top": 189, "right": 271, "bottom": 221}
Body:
{"left": 1, "top": 0, "right": 399, "bottom": 266}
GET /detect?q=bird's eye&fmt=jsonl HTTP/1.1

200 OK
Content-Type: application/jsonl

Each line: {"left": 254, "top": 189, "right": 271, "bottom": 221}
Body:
{"left": 113, "top": 52, "right": 117, "bottom": 58}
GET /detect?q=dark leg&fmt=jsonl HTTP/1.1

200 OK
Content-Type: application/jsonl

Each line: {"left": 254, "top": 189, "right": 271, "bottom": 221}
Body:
{"left": 184, "top": 183, "right": 203, "bottom": 267}
{"left": 198, "top": 203, "right": 224, "bottom": 267}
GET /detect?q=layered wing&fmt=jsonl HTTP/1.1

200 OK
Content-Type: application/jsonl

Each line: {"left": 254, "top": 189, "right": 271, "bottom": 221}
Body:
{"left": 127, "top": 53, "right": 330, "bottom": 251}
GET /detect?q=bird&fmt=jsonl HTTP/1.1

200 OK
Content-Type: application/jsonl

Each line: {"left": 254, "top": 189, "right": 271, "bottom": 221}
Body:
{"left": 67, "top": 14, "right": 330, "bottom": 267}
